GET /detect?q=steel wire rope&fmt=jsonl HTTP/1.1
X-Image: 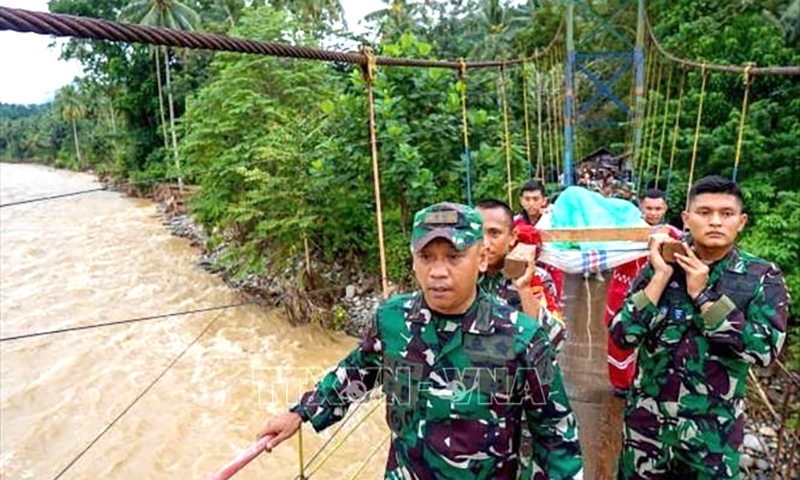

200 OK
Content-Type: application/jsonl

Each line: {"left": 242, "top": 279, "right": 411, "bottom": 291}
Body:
{"left": 458, "top": 59, "right": 473, "bottom": 205}
{"left": 499, "top": 62, "right": 514, "bottom": 206}
{"left": 520, "top": 59, "right": 534, "bottom": 179}
{"left": 732, "top": 64, "right": 754, "bottom": 181}
{"left": 0, "top": 280, "right": 360, "bottom": 344}
{"left": 0, "top": 7, "right": 565, "bottom": 71}
{"left": 0, "top": 301, "right": 252, "bottom": 342}
{"left": 654, "top": 63, "right": 674, "bottom": 187}
{"left": 293, "top": 400, "right": 368, "bottom": 477}
{"left": 52, "top": 306, "right": 229, "bottom": 479}
{"left": 0, "top": 187, "right": 108, "bottom": 208}
{"left": 635, "top": 49, "right": 657, "bottom": 192}
{"left": 634, "top": 44, "right": 656, "bottom": 188}
{"left": 664, "top": 70, "right": 686, "bottom": 199}
{"left": 644, "top": 11, "right": 799, "bottom": 76}
{"left": 535, "top": 54, "right": 545, "bottom": 182}
{"left": 640, "top": 58, "right": 664, "bottom": 192}
{"left": 685, "top": 65, "right": 709, "bottom": 210}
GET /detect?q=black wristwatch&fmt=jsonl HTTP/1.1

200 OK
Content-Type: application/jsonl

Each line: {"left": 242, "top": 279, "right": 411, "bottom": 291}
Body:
{"left": 692, "top": 287, "right": 718, "bottom": 309}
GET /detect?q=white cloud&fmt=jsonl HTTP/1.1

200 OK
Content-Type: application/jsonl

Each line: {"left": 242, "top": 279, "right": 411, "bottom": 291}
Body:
{"left": 0, "top": 0, "right": 384, "bottom": 105}
{"left": 343, "top": 0, "right": 384, "bottom": 36}
{"left": 0, "top": 0, "right": 84, "bottom": 105}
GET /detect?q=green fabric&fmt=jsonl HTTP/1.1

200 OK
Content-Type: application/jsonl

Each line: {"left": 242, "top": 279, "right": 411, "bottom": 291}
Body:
{"left": 294, "top": 290, "right": 583, "bottom": 479}
{"left": 549, "top": 186, "right": 644, "bottom": 250}
{"left": 609, "top": 247, "right": 790, "bottom": 479}
{"left": 410, "top": 202, "right": 484, "bottom": 253}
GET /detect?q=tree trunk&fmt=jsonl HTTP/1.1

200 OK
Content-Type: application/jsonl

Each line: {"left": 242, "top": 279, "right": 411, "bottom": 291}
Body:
{"left": 71, "top": 118, "right": 82, "bottom": 168}
{"left": 154, "top": 47, "right": 169, "bottom": 150}
{"left": 108, "top": 101, "right": 117, "bottom": 135}
{"left": 163, "top": 46, "right": 183, "bottom": 190}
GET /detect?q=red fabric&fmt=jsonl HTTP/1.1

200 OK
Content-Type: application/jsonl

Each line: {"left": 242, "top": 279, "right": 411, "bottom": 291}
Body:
{"left": 531, "top": 274, "right": 560, "bottom": 316}
{"left": 604, "top": 257, "right": 647, "bottom": 389}
{"left": 604, "top": 225, "right": 682, "bottom": 389}
{"left": 545, "top": 265, "right": 564, "bottom": 300}
{"left": 514, "top": 219, "right": 564, "bottom": 301}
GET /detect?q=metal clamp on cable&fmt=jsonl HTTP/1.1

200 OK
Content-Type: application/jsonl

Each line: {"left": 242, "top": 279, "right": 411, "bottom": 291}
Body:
{"left": 361, "top": 45, "right": 377, "bottom": 84}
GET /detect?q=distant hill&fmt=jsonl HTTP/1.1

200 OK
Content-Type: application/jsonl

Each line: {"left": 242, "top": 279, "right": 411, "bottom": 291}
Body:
{"left": 0, "top": 102, "right": 51, "bottom": 121}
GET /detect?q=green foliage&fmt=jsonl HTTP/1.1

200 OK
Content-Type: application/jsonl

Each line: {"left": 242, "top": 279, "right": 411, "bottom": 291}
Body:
{"left": 182, "top": 6, "right": 337, "bottom": 274}
{"left": 0, "top": 0, "right": 796, "bottom": 328}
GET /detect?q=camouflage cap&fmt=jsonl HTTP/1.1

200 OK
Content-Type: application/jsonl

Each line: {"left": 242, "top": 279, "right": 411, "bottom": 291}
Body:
{"left": 410, "top": 202, "right": 483, "bottom": 253}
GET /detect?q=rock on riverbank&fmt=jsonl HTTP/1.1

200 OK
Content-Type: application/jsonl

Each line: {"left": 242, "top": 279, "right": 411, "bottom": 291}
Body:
{"left": 157, "top": 203, "right": 380, "bottom": 337}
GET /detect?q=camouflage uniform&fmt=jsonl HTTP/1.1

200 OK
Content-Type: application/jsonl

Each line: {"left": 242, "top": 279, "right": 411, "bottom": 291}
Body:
{"left": 479, "top": 268, "right": 569, "bottom": 480}
{"left": 292, "top": 203, "right": 583, "bottom": 479}
{"left": 609, "top": 247, "right": 789, "bottom": 479}
{"left": 478, "top": 269, "right": 565, "bottom": 352}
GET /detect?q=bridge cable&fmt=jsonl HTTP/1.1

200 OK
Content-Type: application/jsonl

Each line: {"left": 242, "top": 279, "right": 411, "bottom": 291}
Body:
{"left": 654, "top": 63, "right": 675, "bottom": 188}
{"left": 0, "top": 301, "right": 251, "bottom": 342}
{"left": 685, "top": 65, "right": 709, "bottom": 210}
{"left": 732, "top": 64, "right": 753, "bottom": 182}
{"left": 664, "top": 70, "right": 686, "bottom": 199}
{"left": 52, "top": 307, "right": 229, "bottom": 479}
{"left": 0, "top": 187, "right": 108, "bottom": 209}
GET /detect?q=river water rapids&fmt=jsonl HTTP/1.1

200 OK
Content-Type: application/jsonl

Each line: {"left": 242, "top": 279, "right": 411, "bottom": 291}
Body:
{"left": 0, "top": 163, "right": 389, "bottom": 480}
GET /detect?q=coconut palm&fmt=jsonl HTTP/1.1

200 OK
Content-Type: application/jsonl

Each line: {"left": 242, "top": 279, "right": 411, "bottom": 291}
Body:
{"left": 119, "top": 0, "right": 201, "bottom": 188}
{"left": 204, "top": 0, "right": 246, "bottom": 30}
{"left": 56, "top": 84, "right": 86, "bottom": 168}
{"left": 364, "top": 0, "right": 422, "bottom": 39}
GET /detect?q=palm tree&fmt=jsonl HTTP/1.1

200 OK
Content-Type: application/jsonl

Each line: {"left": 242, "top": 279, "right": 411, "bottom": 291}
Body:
{"left": 269, "top": 0, "right": 344, "bottom": 34}
{"left": 56, "top": 84, "right": 86, "bottom": 168}
{"left": 203, "top": 0, "right": 246, "bottom": 30}
{"left": 467, "top": 0, "right": 533, "bottom": 60}
{"left": 364, "top": 0, "right": 422, "bottom": 39}
{"left": 119, "top": 0, "right": 201, "bottom": 188}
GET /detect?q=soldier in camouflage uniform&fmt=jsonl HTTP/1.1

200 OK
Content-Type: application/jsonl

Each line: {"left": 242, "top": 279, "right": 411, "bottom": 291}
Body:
{"left": 258, "top": 202, "right": 583, "bottom": 479}
{"left": 475, "top": 199, "right": 565, "bottom": 351}
{"left": 475, "top": 199, "right": 568, "bottom": 480}
{"left": 610, "top": 176, "right": 789, "bottom": 479}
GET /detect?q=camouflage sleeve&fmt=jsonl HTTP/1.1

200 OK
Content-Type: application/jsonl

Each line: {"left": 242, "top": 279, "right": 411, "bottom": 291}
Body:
{"left": 522, "top": 331, "right": 583, "bottom": 479}
{"left": 609, "top": 264, "right": 661, "bottom": 350}
{"left": 701, "top": 264, "right": 789, "bottom": 367}
{"left": 291, "top": 313, "right": 383, "bottom": 432}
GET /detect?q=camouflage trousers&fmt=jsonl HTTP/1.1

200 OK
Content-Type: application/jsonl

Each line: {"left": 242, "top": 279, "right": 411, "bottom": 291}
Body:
{"left": 517, "top": 412, "right": 541, "bottom": 480}
{"left": 616, "top": 413, "right": 741, "bottom": 480}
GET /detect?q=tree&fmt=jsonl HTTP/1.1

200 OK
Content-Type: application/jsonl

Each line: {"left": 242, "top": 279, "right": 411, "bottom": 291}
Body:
{"left": 764, "top": 0, "right": 800, "bottom": 50}
{"left": 202, "top": 0, "right": 246, "bottom": 30}
{"left": 119, "top": 0, "right": 201, "bottom": 187}
{"left": 270, "top": 0, "right": 344, "bottom": 35}
{"left": 56, "top": 84, "right": 86, "bottom": 168}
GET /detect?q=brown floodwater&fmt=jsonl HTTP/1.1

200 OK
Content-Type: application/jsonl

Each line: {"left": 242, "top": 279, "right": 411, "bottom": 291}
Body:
{"left": 0, "top": 163, "right": 389, "bottom": 480}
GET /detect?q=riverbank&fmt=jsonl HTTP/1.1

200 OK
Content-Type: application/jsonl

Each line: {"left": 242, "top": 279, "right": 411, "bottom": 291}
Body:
{"left": 143, "top": 183, "right": 381, "bottom": 339}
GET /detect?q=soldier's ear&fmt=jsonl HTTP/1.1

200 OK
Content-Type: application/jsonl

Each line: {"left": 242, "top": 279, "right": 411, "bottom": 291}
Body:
{"left": 478, "top": 243, "right": 489, "bottom": 272}
{"left": 737, "top": 213, "right": 748, "bottom": 233}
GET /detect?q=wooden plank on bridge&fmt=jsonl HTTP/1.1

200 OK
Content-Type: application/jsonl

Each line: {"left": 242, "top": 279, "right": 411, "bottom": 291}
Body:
{"left": 539, "top": 227, "right": 652, "bottom": 243}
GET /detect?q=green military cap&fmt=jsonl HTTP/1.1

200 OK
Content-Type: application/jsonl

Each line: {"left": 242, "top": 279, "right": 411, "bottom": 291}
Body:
{"left": 410, "top": 202, "right": 483, "bottom": 253}
{"left": 622, "top": 182, "right": 633, "bottom": 192}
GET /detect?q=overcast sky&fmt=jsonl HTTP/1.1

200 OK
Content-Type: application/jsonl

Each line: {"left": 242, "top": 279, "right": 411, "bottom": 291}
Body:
{"left": 0, "top": 0, "right": 384, "bottom": 105}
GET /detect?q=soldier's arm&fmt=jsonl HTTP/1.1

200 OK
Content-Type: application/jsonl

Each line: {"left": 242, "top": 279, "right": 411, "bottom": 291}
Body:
{"left": 608, "top": 265, "right": 664, "bottom": 349}
{"left": 291, "top": 312, "right": 383, "bottom": 432}
{"left": 701, "top": 264, "right": 789, "bottom": 367}
{"left": 522, "top": 332, "right": 583, "bottom": 479}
